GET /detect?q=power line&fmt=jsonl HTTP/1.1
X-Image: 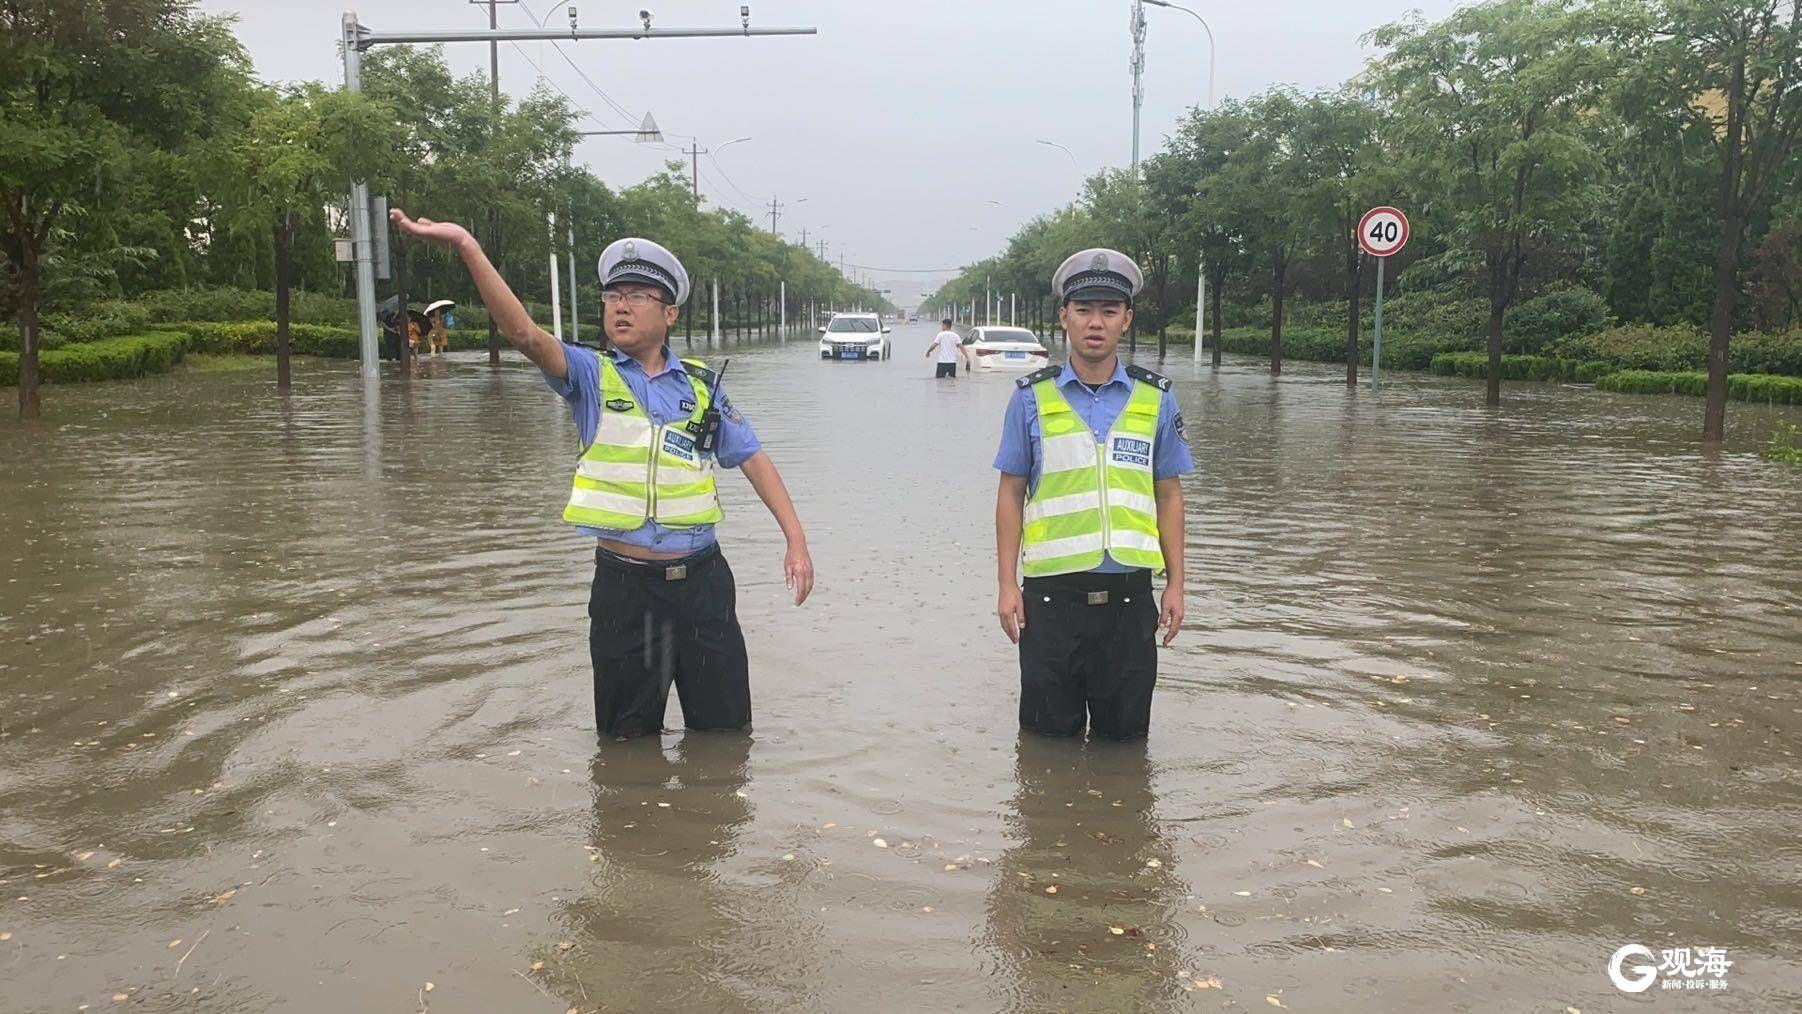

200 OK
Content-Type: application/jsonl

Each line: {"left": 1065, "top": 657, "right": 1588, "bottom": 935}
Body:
{"left": 513, "top": 1, "right": 638, "bottom": 126}
{"left": 704, "top": 151, "right": 760, "bottom": 204}
{"left": 503, "top": 41, "right": 605, "bottom": 125}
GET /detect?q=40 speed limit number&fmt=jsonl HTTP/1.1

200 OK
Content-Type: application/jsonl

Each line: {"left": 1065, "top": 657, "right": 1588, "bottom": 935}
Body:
{"left": 1358, "top": 206, "right": 1409, "bottom": 258}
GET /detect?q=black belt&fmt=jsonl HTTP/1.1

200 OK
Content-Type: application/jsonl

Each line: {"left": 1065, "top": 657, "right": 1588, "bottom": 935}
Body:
{"left": 1022, "top": 569, "right": 1152, "bottom": 606}
{"left": 593, "top": 543, "right": 719, "bottom": 581}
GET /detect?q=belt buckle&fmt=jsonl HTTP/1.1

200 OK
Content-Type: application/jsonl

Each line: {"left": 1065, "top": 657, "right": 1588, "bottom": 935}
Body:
{"left": 666, "top": 564, "right": 688, "bottom": 582}
{"left": 1086, "top": 590, "right": 1109, "bottom": 606}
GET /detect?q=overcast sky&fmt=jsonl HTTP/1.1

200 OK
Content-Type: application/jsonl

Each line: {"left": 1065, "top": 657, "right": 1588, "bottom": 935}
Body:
{"left": 199, "top": 1, "right": 1463, "bottom": 304}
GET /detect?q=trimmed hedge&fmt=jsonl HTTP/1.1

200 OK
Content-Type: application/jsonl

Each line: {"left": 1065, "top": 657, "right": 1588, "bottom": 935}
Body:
{"left": 0, "top": 331, "right": 188, "bottom": 386}
{"left": 445, "top": 327, "right": 494, "bottom": 351}
{"left": 1431, "top": 352, "right": 1564, "bottom": 381}
{"left": 1596, "top": 370, "right": 1802, "bottom": 404}
{"left": 1427, "top": 352, "right": 1616, "bottom": 383}
{"left": 173, "top": 321, "right": 360, "bottom": 358}
{"left": 1553, "top": 323, "right": 1802, "bottom": 377}
{"left": 1597, "top": 370, "right": 1706, "bottom": 395}
{"left": 1215, "top": 324, "right": 1480, "bottom": 371}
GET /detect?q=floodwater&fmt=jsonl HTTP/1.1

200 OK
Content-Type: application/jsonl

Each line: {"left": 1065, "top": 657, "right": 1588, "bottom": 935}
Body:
{"left": 2, "top": 323, "right": 1800, "bottom": 1013}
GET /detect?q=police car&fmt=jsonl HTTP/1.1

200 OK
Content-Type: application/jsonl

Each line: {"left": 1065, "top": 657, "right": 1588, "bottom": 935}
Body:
{"left": 962, "top": 326, "right": 1050, "bottom": 371}
{"left": 818, "top": 312, "right": 892, "bottom": 361}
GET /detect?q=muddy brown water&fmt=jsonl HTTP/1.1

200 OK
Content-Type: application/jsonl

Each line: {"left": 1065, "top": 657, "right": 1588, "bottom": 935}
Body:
{"left": 2, "top": 325, "right": 1800, "bottom": 1013}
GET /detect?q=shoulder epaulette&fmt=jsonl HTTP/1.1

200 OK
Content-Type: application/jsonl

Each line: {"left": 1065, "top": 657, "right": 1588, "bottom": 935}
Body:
{"left": 1015, "top": 365, "right": 1060, "bottom": 389}
{"left": 680, "top": 358, "right": 717, "bottom": 387}
{"left": 1125, "top": 363, "right": 1172, "bottom": 391}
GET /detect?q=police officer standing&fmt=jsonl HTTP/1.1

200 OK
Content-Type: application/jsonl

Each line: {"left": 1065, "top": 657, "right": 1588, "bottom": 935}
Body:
{"left": 388, "top": 208, "right": 815, "bottom": 740}
{"left": 993, "top": 249, "right": 1190, "bottom": 740}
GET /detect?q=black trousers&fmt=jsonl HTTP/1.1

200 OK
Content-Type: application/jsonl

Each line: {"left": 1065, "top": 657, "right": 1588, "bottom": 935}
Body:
{"left": 1018, "top": 569, "right": 1158, "bottom": 741}
{"left": 935, "top": 361, "right": 958, "bottom": 378}
{"left": 587, "top": 546, "right": 751, "bottom": 739}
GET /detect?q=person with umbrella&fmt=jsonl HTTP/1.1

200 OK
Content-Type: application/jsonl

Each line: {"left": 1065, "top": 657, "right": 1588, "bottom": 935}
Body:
{"left": 423, "top": 299, "right": 454, "bottom": 355}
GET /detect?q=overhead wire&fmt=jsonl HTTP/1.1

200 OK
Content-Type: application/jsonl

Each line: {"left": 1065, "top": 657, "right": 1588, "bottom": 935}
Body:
{"left": 514, "top": 0, "right": 639, "bottom": 126}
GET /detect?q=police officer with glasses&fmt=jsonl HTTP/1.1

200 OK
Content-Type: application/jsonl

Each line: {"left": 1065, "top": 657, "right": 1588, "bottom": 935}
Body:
{"left": 388, "top": 208, "right": 814, "bottom": 740}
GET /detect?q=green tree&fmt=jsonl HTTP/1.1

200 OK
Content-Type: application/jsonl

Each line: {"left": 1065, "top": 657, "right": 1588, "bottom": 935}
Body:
{"left": 222, "top": 83, "right": 382, "bottom": 390}
{"left": 0, "top": 0, "right": 246, "bottom": 417}
{"left": 1215, "top": 89, "right": 1307, "bottom": 374}
{"left": 1154, "top": 101, "right": 1258, "bottom": 368}
{"left": 1624, "top": 0, "right": 1802, "bottom": 442}
{"left": 1368, "top": 0, "right": 1608, "bottom": 405}
{"left": 1290, "top": 91, "right": 1386, "bottom": 384}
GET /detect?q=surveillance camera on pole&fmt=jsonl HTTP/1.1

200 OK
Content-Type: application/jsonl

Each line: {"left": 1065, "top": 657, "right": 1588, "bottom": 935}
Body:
{"left": 567, "top": 6, "right": 578, "bottom": 35}
{"left": 640, "top": 9, "right": 652, "bottom": 32}
{"left": 741, "top": 5, "right": 751, "bottom": 33}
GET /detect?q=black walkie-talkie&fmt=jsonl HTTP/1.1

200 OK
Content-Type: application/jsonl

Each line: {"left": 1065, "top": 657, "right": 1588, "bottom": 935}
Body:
{"left": 696, "top": 358, "right": 732, "bottom": 454}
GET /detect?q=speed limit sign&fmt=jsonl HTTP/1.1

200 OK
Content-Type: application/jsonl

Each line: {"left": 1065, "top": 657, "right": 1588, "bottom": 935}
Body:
{"left": 1358, "top": 206, "right": 1409, "bottom": 258}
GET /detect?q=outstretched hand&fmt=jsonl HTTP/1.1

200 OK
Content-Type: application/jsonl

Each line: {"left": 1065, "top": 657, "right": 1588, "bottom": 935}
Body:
{"left": 389, "top": 208, "right": 474, "bottom": 251}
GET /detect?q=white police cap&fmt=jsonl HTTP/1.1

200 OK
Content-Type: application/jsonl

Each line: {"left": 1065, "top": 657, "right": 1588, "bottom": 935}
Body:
{"left": 597, "top": 237, "right": 690, "bottom": 306}
{"left": 1052, "top": 248, "right": 1145, "bottom": 304}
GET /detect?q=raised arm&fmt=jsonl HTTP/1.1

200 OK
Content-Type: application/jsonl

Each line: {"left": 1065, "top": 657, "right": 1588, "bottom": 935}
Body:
{"left": 388, "top": 209, "right": 568, "bottom": 380}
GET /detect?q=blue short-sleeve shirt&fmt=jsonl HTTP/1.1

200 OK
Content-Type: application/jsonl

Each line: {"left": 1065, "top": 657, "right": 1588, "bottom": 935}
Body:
{"left": 544, "top": 344, "right": 761, "bottom": 551}
{"left": 993, "top": 358, "right": 1193, "bottom": 573}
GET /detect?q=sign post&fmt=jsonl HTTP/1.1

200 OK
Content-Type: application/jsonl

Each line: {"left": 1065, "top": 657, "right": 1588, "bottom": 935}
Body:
{"left": 1357, "top": 206, "right": 1409, "bottom": 389}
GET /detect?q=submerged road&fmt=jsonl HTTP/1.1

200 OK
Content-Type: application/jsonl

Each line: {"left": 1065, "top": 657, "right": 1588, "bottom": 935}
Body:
{"left": 1, "top": 322, "right": 1798, "bottom": 1011}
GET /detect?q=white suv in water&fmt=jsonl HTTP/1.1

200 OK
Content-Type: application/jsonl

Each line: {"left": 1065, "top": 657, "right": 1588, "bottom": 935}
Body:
{"left": 818, "top": 313, "right": 892, "bottom": 361}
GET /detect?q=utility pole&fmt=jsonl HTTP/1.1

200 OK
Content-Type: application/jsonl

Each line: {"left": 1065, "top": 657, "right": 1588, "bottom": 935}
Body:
{"left": 1130, "top": 0, "right": 1146, "bottom": 171}
{"left": 338, "top": 12, "right": 815, "bottom": 374}
{"left": 568, "top": 217, "right": 579, "bottom": 343}
{"left": 482, "top": 0, "right": 510, "bottom": 365}
{"left": 547, "top": 211, "right": 562, "bottom": 340}
{"left": 340, "top": 14, "right": 379, "bottom": 372}
{"left": 767, "top": 196, "right": 783, "bottom": 234}
{"left": 687, "top": 139, "right": 705, "bottom": 202}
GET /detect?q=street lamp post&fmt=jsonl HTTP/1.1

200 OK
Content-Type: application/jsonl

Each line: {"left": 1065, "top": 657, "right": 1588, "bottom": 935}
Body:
{"left": 1129, "top": 0, "right": 1218, "bottom": 362}
{"left": 688, "top": 135, "right": 751, "bottom": 203}
{"left": 1143, "top": 0, "right": 1215, "bottom": 110}
{"left": 566, "top": 121, "right": 663, "bottom": 343}
{"left": 1036, "top": 138, "right": 1079, "bottom": 175}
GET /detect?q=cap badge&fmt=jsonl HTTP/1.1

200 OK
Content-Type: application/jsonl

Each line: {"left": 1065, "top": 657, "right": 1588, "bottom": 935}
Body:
{"left": 1090, "top": 253, "right": 1109, "bottom": 272}
{"left": 623, "top": 240, "right": 638, "bottom": 261}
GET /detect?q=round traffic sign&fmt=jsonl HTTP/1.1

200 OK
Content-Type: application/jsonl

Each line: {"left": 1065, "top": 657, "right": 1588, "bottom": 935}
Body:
{"left": 1358, "top": 206, "right": 1409, "bottom": 258}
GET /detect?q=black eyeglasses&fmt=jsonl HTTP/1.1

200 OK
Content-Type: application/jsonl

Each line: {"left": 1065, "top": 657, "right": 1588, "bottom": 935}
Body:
{"left": 600, "top": 291, "right": 669, "bottom": 307}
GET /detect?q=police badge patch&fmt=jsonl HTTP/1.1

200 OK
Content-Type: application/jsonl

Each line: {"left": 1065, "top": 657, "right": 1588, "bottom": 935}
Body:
{"left": 605, "top": 398, "right": 634, "bottom": 412}
{"left": 1174, "top": 412, "right": 1189, "bottom": 445}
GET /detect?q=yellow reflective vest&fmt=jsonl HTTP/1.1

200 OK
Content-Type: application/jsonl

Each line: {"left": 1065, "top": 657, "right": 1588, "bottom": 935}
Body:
{"left": 563, "top": 356, "right": 723, "bottom": 530}
{"left": 1020, "top": 369, "right": 1166, "bottom": 576}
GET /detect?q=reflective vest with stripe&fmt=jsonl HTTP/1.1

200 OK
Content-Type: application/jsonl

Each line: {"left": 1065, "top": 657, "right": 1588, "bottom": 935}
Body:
{"left": 563, "top": 356, "right": 723, "bottom": 530}
{"left": 1021, "top": 377, "right": 1165, "bottom": 576}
